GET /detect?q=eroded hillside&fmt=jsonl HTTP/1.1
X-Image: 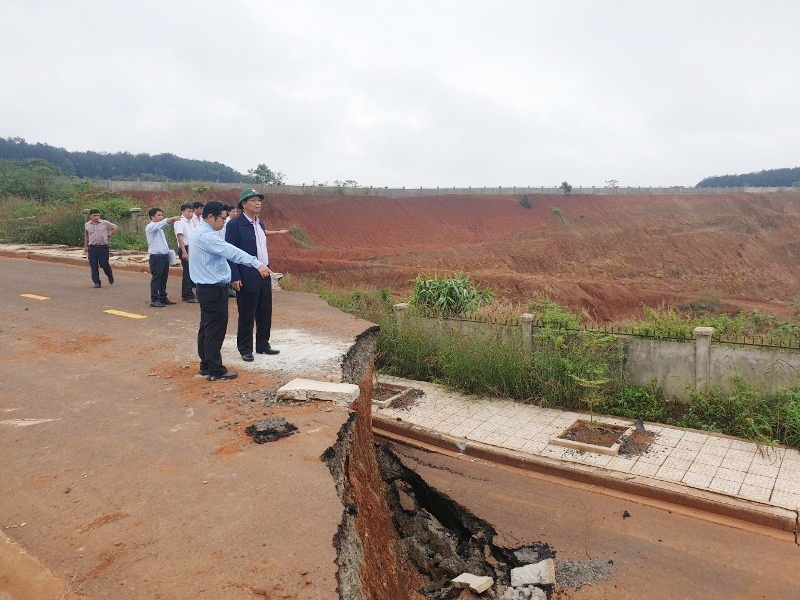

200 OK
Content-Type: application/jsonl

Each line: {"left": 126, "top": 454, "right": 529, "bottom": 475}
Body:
{"left": 128, "top": 190, "right": 800, "bottom": 321}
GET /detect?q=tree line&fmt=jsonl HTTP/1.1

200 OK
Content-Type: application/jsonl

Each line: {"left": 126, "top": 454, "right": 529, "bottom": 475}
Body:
{"left": 0, "top": 137, "right": 245, "bottom": 183}
{"left": 696, "top": 167, "right": 800, "bottom": 188}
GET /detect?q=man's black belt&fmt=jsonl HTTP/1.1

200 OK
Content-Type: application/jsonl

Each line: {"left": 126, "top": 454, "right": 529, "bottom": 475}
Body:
{"left": 196, "top": 282, "right": 228, "bottom": 287}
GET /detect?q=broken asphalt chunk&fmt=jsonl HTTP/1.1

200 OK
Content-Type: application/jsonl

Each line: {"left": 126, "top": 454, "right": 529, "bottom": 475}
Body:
{"left": 245, "top": 417, "right": 298, "bottom": 443}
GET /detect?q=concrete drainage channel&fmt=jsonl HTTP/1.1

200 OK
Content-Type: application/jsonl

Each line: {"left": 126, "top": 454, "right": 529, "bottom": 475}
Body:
{"left": 318, "top": 328, "right": 609, "bottom": 599}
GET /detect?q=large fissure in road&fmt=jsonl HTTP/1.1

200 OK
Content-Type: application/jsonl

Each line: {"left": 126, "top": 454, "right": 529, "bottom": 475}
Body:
{"left": 323, "top": 327, "right": 555, "bottom": 599}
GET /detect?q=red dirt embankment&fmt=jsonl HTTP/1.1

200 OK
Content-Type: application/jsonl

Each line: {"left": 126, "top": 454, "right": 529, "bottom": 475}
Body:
{"left": 127, "top": 190, "right": 800, "bottom": 321}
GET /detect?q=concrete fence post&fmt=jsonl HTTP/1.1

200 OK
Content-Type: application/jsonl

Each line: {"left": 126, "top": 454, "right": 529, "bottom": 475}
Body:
{"left": 519, "top": 313, "right": 534, "bottom": 354}
{"left": 692, "top": 326, "right": 715, "bottom": 391}
{"left": 394, "top": 303, "right": 409, "bottom": 330}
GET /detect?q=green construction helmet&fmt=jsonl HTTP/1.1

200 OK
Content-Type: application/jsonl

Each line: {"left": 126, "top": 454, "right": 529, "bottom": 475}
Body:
{"left": 238, "top": 188, "right": 265, "bottom": 209}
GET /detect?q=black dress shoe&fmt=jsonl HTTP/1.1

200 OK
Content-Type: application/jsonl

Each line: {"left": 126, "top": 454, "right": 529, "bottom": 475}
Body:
{"left": 256, "top": 346, "right": 279, "bottom": 355}
{"left": 199, "top": 368, "right": 209, "bottom": 376}
{"left": 162, "top": 298, "right": 176, "bottom": 305}
{"left": 208, "top": 370, "right": 238, "bottom": 381}
{"left": 108, "top": 275, "right": 114, "bottom": 284}
{"left": 149, "top": 301, "right": 165, "bottom": 307}
{"left": 241, "top": 353, "right": 254, "bottom": 362}
{"left": 93, "top": 283, "right": 101, "bottom": 288}
{"left": 183, "top": 297, "right": 199, "bottom": 303}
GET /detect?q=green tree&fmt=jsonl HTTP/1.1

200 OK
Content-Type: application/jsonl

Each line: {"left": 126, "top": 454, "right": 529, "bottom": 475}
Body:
{"left": 560, "top": 181, "right": 572, "bottom": 195}
{"left": 245, "top": 164, "right": 285, "bottom": 185}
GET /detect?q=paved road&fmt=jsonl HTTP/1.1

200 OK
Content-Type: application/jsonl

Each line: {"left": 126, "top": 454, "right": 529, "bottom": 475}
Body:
{"left": 0, "top": 257, "right": 362, "bottom": 599}
{"left": 388, "top": 442, "right": 800, "bottom": 599}
{"left": 3, "top": 256, "right": 799, "bottom": 600}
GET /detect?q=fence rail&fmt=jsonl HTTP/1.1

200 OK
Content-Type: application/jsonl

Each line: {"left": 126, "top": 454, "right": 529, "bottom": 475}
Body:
{"left": 80, "top": 179, "right": 796, "bottom": 197}
{"left": 393, "top": 305, "right": 800, "bottom": 401}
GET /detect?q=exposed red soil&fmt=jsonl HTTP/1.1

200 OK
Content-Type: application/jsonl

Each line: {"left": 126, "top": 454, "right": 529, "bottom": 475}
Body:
{"left": 124, "top": 189, "right": 800, "bottom": 322}
{"left": 559, "top": 420, "right": 628, "bottom": 448}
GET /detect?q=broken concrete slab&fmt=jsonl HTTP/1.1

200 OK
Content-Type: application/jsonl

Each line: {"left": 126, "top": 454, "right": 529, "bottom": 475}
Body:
{"left": 452, "top": 573, "right": 493, "bottom": 593}
{"left": 277, "top": 378, "right": 360, "bottom": 404}
{"left": 503, "top": 585, "right": 547, "bottom": 600}
{"left": 510, "top": 558, "right": 556, "bottom": 587}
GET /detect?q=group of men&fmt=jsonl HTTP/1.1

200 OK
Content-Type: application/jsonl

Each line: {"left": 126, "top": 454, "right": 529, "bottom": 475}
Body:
{"left": 86, "top": 189, "right": 288, "bottom": 382}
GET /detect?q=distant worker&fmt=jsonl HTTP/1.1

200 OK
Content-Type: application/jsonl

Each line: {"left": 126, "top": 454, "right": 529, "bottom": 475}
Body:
{"left": 189, "top": 201, "right": 270, "bottom": 381}
{"left": 145, "top": 207, "right": 181, "bottom": 307}
{"left": 191, "top": 201, "right": 204, "bottom": 227}
{"left": 225, "top": 189, "right": 289, "bottom": 362}
{"left": 174, "top": 203, "right": 198, "bottom": 303}
{"left": 83, "top": 209, "right": 118, "bottom": 288}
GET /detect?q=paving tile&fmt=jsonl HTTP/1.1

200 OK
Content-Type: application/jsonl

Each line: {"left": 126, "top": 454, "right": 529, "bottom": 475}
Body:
{"left": 714, "top": 467, "right": 747, "bottom": 484}
{"left": 701, "top": 443, "right": 732, "bottom": 458}
{"left": 719, "top": 458, "right": 754, "bottom": 473}
{"left": 693, "top": 452, "right": 725, "bottom": 467}
{"left": 637, "top": 452, "right": 668, "bottom": 466}
{"left": 653, "top": 432, "right": 683, "bottom": 448}
{"left": 630, "top": 461, "right": 661, "bottom": 477}
{"left": 682, "top": 472, "right": 713, "bottom": 488}
{"left": 742, "top": 472, "right": 775, "bottom": 490}
{"left": 482, "top": 432, "right": 511, "bottom": 446}
{"left": 449, "top": 420, "right": 481, "bottom": 437}
{"left": 681, "top": 431, "right": 709, "bottom": 443}
{"left": 750, "top": 448, "right": 784, "bottom": 467}
{"left": 725, "top": 449, "right": 756, "bottom": 462}
{"left": 772, "top": 478, "right": 800, "bottom": 494}
{"left": 504, "top": 436, "right": 530, "bottom": 451}
{"left": 656, "top": 466, "right": 688, "bottom": 482}
{"left": 606, "top": 456, "right": 639, "bottom": 471}
{"left": 578, "top": 453, "right": 614, "bottom": 467}
{"left": 541, "top": 445, "right": 570, "bottom": 459}
{"left": 747, "top": 464, "right": 780, "bottom": 479}
{"left": 522, "top": 440, "right": 549, "bottom": 454}
{"left": 708, "top": 478, "right": 742, "bottom": 496}
{"left": 770, "top": 490, "right": 800, "bottom": 510}
{"left": 670, "top": 448, "right": 701, "bottom": 462}
{"left": 702, "top": 437, "right": 733, "bottom": 450}
{"left": 434, "top": 421, "right": 458, "bottom": 435}
{"left": 686, "top": 462, "right": 719, "bottom": 477}
{"left": 661, "top": 457, "right": 692, "bottom": 471}
{"left": 738, "top": 484, "right": 772, "bottom": 503}
{"left": 675, "top": 439, "right": 705, "bottom": 452}
{"left": 728, "top": 439, "right": 757, "bottom": 452}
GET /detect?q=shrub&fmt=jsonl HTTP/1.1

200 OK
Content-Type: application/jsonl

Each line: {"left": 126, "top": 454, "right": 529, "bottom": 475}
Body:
{"left": 552, "top": 207, "right": 563, "bottom": 220}
{"left": 408, "top": 273, "right": 493, "bottom": 318}
{"left": 527, "top": 299, "right": 582, "bottom": 329}
{"left": 519, "top": 195, "right": 532, "bottom": 209}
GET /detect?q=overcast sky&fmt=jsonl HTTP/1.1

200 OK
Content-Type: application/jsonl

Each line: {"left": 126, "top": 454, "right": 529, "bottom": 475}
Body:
{"left": 2, "top": 1, "right": 798, "bottom": 187}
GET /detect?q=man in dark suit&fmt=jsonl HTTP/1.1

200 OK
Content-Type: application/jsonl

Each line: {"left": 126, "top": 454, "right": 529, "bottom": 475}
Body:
{"left": 225, "top": 189, "right": 289, "bottom": 362}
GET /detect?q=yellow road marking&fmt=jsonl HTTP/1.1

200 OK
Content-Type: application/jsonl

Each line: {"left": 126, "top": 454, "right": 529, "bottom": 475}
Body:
{"left": 20, "top": 294, "right": 49, "bottom": 300}
{"left": 104, "top": 309, "right": 147, "bottom": 320}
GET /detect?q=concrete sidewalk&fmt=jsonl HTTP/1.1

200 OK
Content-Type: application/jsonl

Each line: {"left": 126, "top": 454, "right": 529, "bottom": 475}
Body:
{"left": 373, "top": 376, "right": 800, "bottom": 531}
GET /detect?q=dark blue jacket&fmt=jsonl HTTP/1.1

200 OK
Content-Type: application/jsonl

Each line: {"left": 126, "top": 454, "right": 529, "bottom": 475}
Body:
{"left": 225, "top": 214, "right": 269, "bottom": 289}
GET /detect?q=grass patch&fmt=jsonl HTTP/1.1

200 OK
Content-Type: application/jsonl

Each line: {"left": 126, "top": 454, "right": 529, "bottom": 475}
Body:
{"left": 288, "top": 224, "right": 312, "bottom": 247}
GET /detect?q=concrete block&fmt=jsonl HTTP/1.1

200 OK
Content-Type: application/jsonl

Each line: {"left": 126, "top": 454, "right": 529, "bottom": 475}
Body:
{"left": 277, "top": 379, "right": 360, "bottom": 404}
{"left": 452, "top": 573, "right": 493, "bottom": 593}
{"left": 510, "top": 559, "right": 556, "bottom": 587}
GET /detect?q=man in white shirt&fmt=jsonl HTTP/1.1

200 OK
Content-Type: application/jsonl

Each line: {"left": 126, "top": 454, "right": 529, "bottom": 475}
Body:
{"left": 145, "top": 207, "right": 181, "bottom": 307}
{"left": 174, "top": 203, "right": 198, "bottom": 303}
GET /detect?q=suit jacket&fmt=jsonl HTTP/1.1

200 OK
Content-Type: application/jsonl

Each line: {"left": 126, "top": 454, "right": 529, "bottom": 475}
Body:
{"left": 225, "top": 214, "right": 268, "bottom": 290}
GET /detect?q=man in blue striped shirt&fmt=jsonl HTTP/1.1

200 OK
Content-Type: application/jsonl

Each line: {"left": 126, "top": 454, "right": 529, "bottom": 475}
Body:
{"left": 189, "top": 201, "right": 270, "bottom": 381}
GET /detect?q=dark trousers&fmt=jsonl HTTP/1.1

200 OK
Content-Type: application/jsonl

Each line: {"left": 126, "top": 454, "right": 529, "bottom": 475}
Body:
{"left": 196, "top": 284, "right": 229, "bottom": 376}
{"left": 236, "top": 277, "right": 273, "bottom": 355}
{"left": 148, "top": 254, "right": 170, "bottom": 303}
{"left": 88, "top": 244, "right": 113, "bottom": 285}
{"left": 180, "top": 245, "right": 195, "bottom": 299}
